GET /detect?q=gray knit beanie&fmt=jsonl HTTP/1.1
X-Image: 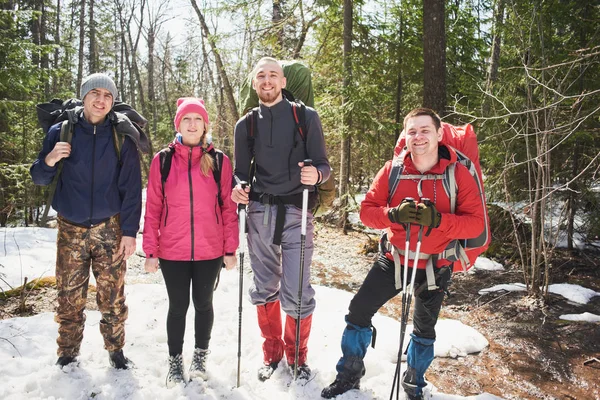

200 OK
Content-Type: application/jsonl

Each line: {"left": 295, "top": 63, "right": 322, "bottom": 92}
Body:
{"left": 80, "top": 73, "right": 118, "bottom": 105}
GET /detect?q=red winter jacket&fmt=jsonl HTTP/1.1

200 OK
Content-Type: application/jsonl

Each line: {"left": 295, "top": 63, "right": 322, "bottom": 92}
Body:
{"left": 143, "top": 140, "right": 239, "bottom": 261}
{"left": 360, "top": 145, "right": 485, "bottom": 269}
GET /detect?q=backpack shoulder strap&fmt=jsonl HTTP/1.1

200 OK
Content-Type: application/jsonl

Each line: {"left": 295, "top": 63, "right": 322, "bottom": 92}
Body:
{"left": 40, "top": 120, "right": 73, "bottom": 226}
{"left": 60, "top": 119, "right": 72, "bottom": 143}
{"left": 291, "top": 101, "right": 308, "bottom": 156}
{"left": 112, "top": 127, "right": 125, "bottom": 163}
{"left": 208, "top": 148, "right": 224, "bottom": 207}
{"left": 388, "top": 150, "right": 407, "bottom": 205}
{"left": 245, "top": 108, "right": 258, "bottom": 156}
{"left": 158, "top": 147, "right": 175, "bottom": 200}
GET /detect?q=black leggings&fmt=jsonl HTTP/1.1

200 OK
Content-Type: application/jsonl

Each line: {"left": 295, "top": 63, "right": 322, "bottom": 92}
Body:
{"left": 160, "top": 257, "right": 223, "bottom": 356}
{"left": 347, "top": 254, "right": 451, "bottom": 340}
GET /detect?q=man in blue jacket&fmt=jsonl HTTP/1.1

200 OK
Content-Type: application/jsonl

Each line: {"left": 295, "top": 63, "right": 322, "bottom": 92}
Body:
{"left": 30, "top": 73, "right": 141, "bottom": 369}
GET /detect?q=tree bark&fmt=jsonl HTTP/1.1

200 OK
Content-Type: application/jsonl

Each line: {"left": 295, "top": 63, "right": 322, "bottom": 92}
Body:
{"left": 394, "top": 13, "right": 404, "bottom": 144}
{"left": 272, "top": 0, "right": 284, "bottom": 57}
{"left": 76, "top": 0, "right": 85, "bottom": 96}
{"left": 486, "top": 0, "right": 504, "bottom": 91}
{"left": 88, "top": 0, "right": 97, "bottom": 73}
{"left": 339, "top": 0, "right": 352, "bottom": 232}
{"left": 422, "top": 0, "right": 446, "bottom": 116}
{"left": 53, "top": 0, "right": 61, "bottom": 93}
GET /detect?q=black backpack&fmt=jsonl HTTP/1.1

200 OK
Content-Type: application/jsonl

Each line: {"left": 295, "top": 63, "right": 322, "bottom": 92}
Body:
{"left": 244, "top": 89, "right": 336, "bottom": 216}
{"left": 35, "top": 99, "right": 150, "bottom": 225}
{"left": 157, "top": 145, "right": 225, "bottom": 207}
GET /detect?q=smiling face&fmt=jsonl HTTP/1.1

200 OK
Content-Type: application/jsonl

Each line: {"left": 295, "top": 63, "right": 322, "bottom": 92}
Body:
{"left": 178, "top": 112, "right": 206, "bottom": 147}
{"left": 252, "top": 59, "right": 287, "bottom": 107}
{"left": 82, "top": 88, "right": 113, "bottom": 124}
{"left": 404, "top": 115, "right": 443, "bottom": 158}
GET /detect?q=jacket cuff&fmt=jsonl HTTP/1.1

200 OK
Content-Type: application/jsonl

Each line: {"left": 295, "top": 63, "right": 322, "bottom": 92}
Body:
{"left": 225, "top": 252, "right": 234, "bottom": 256}
{"left": 41, "top": 160, "right": 57, "bottom": 173}
{"left": 122, "top": 230, "right": 137, "bottom": 237}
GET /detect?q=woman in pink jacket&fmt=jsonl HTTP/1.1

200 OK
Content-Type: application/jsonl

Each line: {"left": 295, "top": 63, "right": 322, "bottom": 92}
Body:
{"left": 143, "top": 98, "right": 239, "bottom": 387}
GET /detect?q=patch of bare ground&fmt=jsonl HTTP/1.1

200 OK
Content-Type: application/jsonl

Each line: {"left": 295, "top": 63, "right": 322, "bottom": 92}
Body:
{"left": 311, "top": 223, "right": 600, "bottom": 400}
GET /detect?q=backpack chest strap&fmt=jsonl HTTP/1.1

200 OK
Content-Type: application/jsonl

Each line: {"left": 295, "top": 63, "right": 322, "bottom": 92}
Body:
{"left": 398, "top": 174, "right": 445, "bottom": 199}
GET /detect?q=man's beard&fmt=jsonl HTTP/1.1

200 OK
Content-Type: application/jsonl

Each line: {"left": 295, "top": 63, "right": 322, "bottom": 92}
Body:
{"left": 257, "top": 89, "right": 280, "bottom": 104}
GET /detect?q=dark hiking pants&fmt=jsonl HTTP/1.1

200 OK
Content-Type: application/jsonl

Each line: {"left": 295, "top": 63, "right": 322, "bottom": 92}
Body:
{"left": 159, "top": 257, "right": 223, "bottom": 356}
{"left": 55, "top": 215, "right": 128, "bottom": 357}
{"left": 336, "top": 254, "right": 451, "bottom": 384}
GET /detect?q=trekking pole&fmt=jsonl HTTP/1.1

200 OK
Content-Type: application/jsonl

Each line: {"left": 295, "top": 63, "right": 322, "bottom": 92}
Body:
{"left": 236, "top": 181, "right": 248, "bottom": 388}
{"left": 389, "top": 197, "right": 415, "bottom": 399}
{"left": 294, "top": 158, "right": 312, "bottom": 380}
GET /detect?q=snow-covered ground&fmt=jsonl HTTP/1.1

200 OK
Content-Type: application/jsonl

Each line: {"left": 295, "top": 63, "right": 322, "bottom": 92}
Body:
{"left": 0, "top": 227, "right": 502, "bottom": 399}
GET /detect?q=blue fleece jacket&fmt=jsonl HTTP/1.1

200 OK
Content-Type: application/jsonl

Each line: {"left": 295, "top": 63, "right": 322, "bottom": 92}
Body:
{"left": 30, "top": 115, "right": 142, "bottom": 237}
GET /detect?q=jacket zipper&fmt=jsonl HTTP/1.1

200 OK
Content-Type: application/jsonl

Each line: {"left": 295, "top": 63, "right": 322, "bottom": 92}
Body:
{"left": 214, "top": 194, "right": 220, "bottom": 224}
{"left": 90, "top": 126, "right": 96, "bottom": 223}
{"left": 268, "top": 108, "right": 273, "bottom": 146}
{"left": 163, "top": 198, "right": 169, "bottom": 227}
{"left": 188, "top": 148, "right": 195, "bottom": 260}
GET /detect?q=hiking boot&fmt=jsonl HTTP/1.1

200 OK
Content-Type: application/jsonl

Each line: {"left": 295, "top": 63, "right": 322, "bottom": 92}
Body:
{"left": 108, "top": 350, "right": 134, "bottom": 370}
{"left": 189, "top": 348, "right": 209, "bottom": 380}
{"left": 56, "top": 355, "right": 77, "bottom": 368}
{"left": 166, "top": 354, "right": 185, "bottom": 388}
{"left": 402, "top": 368, "right": 423, "bottom": 400}
{"left": 258, "top": 362, "right": 279, "bottom": 381}
{"left": 404, "top": 393, "right": 423, "bottom": 400}
{"left": 321, "top": 378, "right": 360, "bottom": 398}
{"left": 290, "top": 363, "right": 312, "bottom": 380}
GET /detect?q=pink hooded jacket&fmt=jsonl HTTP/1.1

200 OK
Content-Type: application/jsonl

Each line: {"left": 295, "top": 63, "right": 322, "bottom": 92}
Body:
{"left": 143, "top": 140, "right": 239, "bottom": 261}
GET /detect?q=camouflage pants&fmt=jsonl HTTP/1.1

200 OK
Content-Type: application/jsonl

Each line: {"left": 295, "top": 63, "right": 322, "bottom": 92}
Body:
{"left": 55, "top": 215, "right": 128, "bottom": 357}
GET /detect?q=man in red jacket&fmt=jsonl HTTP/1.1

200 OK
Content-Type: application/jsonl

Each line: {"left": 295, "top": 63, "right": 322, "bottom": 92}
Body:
{"left": 322, "top": 108, "right": 485, "bottom": 400}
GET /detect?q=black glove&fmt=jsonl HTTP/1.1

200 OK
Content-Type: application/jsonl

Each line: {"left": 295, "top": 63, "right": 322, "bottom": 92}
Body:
{"left": 388, "top": 199, "right": 417, "bottom": 224}
{"left": 416, "top": 201, "right": 442, "bottom": 228}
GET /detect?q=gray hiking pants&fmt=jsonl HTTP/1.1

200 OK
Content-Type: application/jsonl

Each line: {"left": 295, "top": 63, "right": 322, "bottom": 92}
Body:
{"left": 247, "top": 201, "right": 316, "bottom": 318}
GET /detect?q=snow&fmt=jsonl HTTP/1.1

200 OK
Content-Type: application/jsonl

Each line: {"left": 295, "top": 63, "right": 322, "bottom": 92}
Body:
{"left": 478, "top": 282, "right": 600, "bottom": 305}
{"left": 0, "top": 227, "right": 505, "bottom": 399}
{"left": 478, "top": 283, "right": 527, "bottom": 295}
{"left": 548, "top": 283, "right": 600, "bottom": 305}
{"left": 0, "top": 227, "right": 58, "bottom": 291}
{"left": 473, "top": 258, "right": 504, "bottom": 271}
{"left": 559, "top": 312, "right": 600, "bottom": 322}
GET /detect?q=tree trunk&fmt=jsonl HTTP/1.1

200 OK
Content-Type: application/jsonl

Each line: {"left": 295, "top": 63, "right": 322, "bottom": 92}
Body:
{"left": 483, "top": 0, "right": 504, "bottom": 116}
{"left": 190, "top": 0, "right": 239, "bottom": 122}
{"left": 147, "top": 24, "right": 156, "bottom": 141}
{"left": 88, "top": 0, "right": 97, "bottom": 73}
{"left": 339, "top": 0, "right": 352, "bottom": 232}
{"left": 40, "top": 0, "right": 49, "bottom": 96}
{"left": 272, "top": 0, "right": 284, "bottom": 57}
{"left": 394, "top": 14, "right": 404, "bottom": 144}
{"left": 292, "top": 17, "right": 318, "bottom": 59}
{"left": 486, "top": 0, "right": 504, "bottom": 91}
{"left": 53, "top": 0, "right": 61, "bottom": 93}
{"left": 76, "top": 0, "right": 86, "bottom": 97}
{"left": 422, "top": 0, "right": 446, "bottom": 116}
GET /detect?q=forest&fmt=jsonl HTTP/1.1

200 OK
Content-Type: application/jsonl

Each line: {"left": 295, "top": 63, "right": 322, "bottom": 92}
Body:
{"left": 1, "top": 0, "right": 599, "bottom": 298}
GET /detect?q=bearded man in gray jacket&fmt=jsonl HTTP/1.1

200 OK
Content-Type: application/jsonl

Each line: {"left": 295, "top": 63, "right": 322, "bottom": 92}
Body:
{"left": 231, "top": 57, "right": 331, "bottom": 381}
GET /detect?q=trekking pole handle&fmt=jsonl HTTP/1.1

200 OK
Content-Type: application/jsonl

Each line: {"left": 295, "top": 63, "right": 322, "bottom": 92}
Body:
{"left": 238, "top": 181, "right": 248, "bottom": 211}
{"left": 302, "top": 158, "right": 313, "bottom": 186}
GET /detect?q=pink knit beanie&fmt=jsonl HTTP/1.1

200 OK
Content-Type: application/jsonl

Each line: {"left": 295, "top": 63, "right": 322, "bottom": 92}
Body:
{"left": 174, "top": 97, "right": 210, "bottom": 131}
